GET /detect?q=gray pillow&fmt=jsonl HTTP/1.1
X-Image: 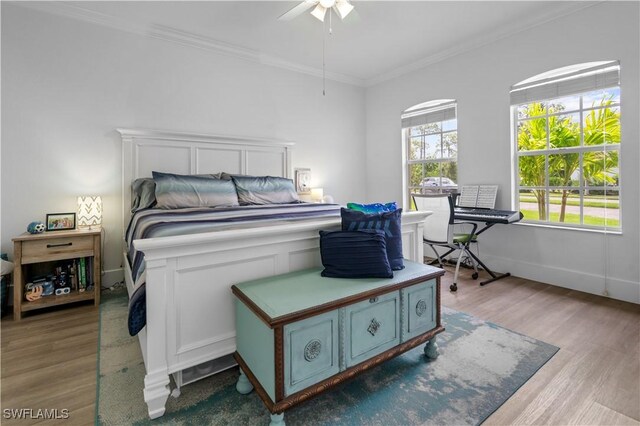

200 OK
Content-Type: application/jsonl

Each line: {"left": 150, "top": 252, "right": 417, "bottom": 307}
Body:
{"left": 231, "top": 175, "right": 299, "bottom": 205}
{"left": 131, "top": 173, "right": 224, "bottom": 212}
{"left": 131, "top": 178, "right": 157, "bottom": 213}
{"left": 153, "top": 171, "right": 239, "bottom": 209}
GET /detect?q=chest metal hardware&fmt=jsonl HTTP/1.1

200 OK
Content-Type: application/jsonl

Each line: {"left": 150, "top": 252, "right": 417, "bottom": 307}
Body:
{"left": 304, "top": 339, "right": 322, "bottom": 361}
{"left": 367, "top": 318, "right": 381, "bottom": 336}
{"left": 416, "top": 299, "right": 427, "bottom": 317}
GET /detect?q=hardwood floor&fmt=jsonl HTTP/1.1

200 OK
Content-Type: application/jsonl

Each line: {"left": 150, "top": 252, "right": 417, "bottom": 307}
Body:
{"left": 441, "top": 268, "right": 640, "bottom": 426}
{"left": 1, "top": 302, "right": 99, "bottom": 425}
{"left": 1, "top": 269, "right": 638, "bottom": 425}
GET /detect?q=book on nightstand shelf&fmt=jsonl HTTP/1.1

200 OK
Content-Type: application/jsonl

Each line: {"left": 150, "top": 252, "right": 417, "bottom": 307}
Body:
{"left": 79, "top": 257, "right": 86, "bottom": 291}
{"left": 23, "top": 257, "right": 95, "bottom": 299}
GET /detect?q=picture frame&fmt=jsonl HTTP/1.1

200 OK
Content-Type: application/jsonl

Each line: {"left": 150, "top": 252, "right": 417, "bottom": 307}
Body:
{"left": 294, "top": 168, "right": 311, "bottom": 194}
{"left": 46, "top": 213, "right": 76, "bottom": 231}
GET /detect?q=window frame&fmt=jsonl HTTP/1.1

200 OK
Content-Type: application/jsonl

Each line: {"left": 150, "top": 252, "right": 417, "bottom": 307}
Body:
{"left": 512, "top": 90, "right": 621, "bottom": 231}
{"left": 403, "top": 103, "right": 458, "bottom": 206}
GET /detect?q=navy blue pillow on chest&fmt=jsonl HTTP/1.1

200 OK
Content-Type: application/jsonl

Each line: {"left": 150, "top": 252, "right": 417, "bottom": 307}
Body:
{"left": 319, "top": 230, "right": 393, "bottom": 279}
{"left": 341, "top": 207, "right": 404, "bottom": 270}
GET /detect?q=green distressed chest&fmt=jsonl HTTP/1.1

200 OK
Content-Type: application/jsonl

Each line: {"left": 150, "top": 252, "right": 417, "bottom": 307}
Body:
{"left": 232, "top": 260, "right": 445, "bottom": 424}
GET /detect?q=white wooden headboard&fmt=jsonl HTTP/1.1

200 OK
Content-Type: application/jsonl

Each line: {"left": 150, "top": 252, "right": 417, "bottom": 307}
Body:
{"left": 118, "top": 128, "right": 295, "bottom": 231}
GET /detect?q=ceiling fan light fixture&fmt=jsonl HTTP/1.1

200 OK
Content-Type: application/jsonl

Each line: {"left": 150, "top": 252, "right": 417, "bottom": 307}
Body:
{"left": 334, "top": 0, "right": 354, "bottom": 19}
{"left": 319, "top": 0, "right": 336, "bottom": 8}
{"left": 310, "top": 4, "right": 327, "bottom": 21}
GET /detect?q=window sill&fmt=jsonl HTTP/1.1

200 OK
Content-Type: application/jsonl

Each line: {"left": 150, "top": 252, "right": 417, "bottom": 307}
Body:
{"left": 513, "top": 221, "right": 622, "bottom": 235}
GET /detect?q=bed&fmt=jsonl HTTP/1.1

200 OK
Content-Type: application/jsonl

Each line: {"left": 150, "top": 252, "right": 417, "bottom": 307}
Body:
{"left": 118, "top": 128, "right": 431, "bottom": 419}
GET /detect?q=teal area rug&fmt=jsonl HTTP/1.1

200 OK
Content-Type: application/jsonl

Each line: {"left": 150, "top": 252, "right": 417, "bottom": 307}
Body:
{"left": 97, "top": 288, "right": 558, "bottom": 425}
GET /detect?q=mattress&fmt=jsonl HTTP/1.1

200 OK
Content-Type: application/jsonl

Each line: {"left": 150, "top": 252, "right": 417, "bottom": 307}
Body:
{"left": 125, "top": 203, "right": 341, "bottom": 335}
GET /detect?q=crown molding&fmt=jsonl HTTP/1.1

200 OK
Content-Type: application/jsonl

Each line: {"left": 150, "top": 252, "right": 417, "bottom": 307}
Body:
{"left": 15, "top": 1, "right": 145, "bottom": 36}
{"left": 365, "top": 1, "right": 603, "bottom": 87}
{"left": 147, "top": 25, "right": 365, "bottom": 86}
{"left": 13, "top": 1, "right": 601, "bottom": 90}
{"left": 13, "top": 1, "right": 366, "bottom": 87}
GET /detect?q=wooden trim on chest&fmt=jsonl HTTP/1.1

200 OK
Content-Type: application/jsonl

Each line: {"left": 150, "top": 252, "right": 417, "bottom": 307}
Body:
{"left": 232, "top": 271, "right": 444, "bottom": 328}
{"left": 274, "top": 326, "right": 285, "bottom": 402}
{"left": 236, "top": 325, "right": 445, "bottom": 414}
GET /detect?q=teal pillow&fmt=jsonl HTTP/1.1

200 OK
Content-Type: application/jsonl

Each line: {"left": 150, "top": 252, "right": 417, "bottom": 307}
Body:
{"left": 152, "top": 171, "right": 239, "bottom": 209}
{"left": 347, "top": 202, "right": 398, "bottom": 214}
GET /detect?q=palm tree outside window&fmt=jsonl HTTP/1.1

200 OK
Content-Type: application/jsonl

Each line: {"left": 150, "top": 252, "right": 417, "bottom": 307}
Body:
{"left": 511, "top": 61, "right": 621, "bottom": 231}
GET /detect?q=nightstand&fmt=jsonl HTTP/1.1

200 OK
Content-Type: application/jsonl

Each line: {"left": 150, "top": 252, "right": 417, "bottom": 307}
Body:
{"left": 12, "top": 228, "right": 101, "bottom": 320}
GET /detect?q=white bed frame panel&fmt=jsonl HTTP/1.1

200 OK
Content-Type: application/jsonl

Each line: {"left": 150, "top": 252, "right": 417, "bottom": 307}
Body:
{"left": 118, "top": 128, "right": 430, "bottom": 419}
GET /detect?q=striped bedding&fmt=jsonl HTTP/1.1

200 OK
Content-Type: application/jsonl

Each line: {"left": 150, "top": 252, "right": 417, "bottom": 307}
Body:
{"left": 125, "top": 203, "right": 341, "bottom": 335}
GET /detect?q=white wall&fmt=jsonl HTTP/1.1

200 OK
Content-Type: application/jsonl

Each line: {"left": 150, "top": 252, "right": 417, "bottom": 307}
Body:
{"left": 1, "top": 4, "right": 366, "bottom": 285}
{"left": 2, "top": 3, "right": 638, "bottom": 304}
{"left": 365, "top": 2, "right": 640, "bottom": 303}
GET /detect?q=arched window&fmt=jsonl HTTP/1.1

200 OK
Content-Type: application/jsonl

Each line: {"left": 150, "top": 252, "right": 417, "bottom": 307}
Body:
{"left": 402, "top": 100, "right": 458, "bottom": 208}
{"left": 511, "top": 61, "right": 621, "bottom": 230}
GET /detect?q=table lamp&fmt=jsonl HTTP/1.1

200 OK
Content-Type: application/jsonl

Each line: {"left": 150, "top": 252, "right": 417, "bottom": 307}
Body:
{"left": 311, "top": 188, "right": 324, "bottom": 203}
{"left": 77, "top": 196, "right": 102, "bottom": 229}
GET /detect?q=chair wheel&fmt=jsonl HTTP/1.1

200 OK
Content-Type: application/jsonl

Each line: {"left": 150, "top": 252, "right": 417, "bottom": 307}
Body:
{"left": 472, "top": 272, "right": 479, "bottom": 280}
{"left": 450, "top": 283, "right": 457, "bottom": 292}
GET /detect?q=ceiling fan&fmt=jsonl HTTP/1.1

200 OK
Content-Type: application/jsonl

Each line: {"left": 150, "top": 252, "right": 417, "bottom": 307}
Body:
{"left": 278, "top": 0, "right": 354, "bottom": 22}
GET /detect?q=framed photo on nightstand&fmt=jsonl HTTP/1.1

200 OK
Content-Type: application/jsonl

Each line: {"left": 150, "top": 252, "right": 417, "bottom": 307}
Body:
{"left": 295, "top": 168, "right": 311, "bottom": 194}
{"left": 46, "top": 212, "right": 76, "bottom": 231}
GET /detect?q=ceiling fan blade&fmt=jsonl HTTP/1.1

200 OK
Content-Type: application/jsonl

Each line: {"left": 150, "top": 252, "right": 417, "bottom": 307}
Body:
{"left": 333, "top": 0, "right": 354, "bottom": 20}
{"left": 310, "top": 4, "right": 327, "bottom": 22}
{"left": 278, "top": 1, "right": 317, "bottom": 21}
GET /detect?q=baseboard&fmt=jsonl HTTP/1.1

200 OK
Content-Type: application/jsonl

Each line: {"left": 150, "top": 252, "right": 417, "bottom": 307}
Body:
{"left": 479, "top": 254, "right": 639, "bottom": 304}
{"left": 102, "top": 268, "right": 124, "bottom": 288}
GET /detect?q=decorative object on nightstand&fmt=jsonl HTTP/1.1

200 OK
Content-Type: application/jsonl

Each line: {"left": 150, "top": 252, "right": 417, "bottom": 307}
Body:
{"left": 294, "top": 168, "right": 311, "bottom": 194}
{"left": 77, "top": 196, "right": 102, "bottom": 229}
{"left": 27, "top": 221, "right": 45, "bottom": 234}
{"left": 12, "top": 228, "right": 101, "bottom": 320}
{"left": 46, "top": 212, "right": 76, "bottom": 231}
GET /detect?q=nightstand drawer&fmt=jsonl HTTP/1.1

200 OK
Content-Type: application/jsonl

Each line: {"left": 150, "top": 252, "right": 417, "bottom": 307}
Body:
{"left": 21, "top": 235, "right": 94, "bottom": 263}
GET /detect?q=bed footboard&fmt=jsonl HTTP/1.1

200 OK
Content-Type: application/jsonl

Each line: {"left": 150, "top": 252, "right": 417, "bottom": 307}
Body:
{"left": 130, "top": 211, "right": 429, "bottom": 418}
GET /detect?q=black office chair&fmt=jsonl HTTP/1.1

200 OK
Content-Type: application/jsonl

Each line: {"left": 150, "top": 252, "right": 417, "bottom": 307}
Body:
{"left": 413, "top": 194, "right": 479, "bottom": 292}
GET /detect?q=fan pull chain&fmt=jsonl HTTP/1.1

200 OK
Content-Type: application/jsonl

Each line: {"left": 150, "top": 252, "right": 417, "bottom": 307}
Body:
{"left": 322, "top": 18, "right": 326, "bottom": 96}
{"left": 321, "top": 10, "right": 333, "bottom": 96}
{"left": 329, "top": 8, "right": 333, "bottom": 35}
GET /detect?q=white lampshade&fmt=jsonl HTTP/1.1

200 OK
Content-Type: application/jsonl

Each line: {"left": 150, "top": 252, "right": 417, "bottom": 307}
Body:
{"left": 311, "top": 188, "right": 324, "bottom": 203}
{"left": 311, "top": 4, "right": 327, "bottom": 21}
{"left": 77, "top": 196, "right": 102, "bottom": 228}
{"left": 334, "top": 0, "right": 354, "bottom": 19}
